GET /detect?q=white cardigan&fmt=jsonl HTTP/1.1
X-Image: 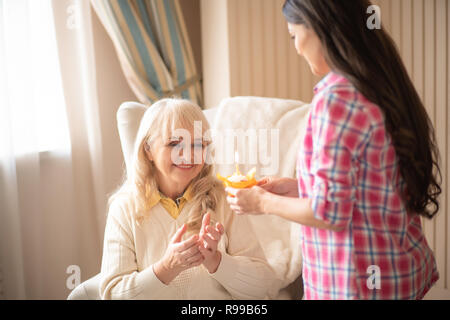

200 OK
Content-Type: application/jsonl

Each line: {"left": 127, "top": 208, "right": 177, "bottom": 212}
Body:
{"left": 99, "top": 192, "right": 278, "bottom": 300}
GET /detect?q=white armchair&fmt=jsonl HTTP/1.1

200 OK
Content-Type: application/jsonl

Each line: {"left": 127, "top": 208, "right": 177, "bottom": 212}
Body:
{"left": 68, "top": 96, "right": 311, "bottom": 300}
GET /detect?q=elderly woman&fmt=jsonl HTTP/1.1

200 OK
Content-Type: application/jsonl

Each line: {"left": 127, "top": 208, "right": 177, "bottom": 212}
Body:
{"left": 99, "top": 98, "right": 276, "bottom": 300}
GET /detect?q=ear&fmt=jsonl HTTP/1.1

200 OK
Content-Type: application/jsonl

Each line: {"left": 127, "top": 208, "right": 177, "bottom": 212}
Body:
{"left": 144, "top": 143, "right": 153, "bottom": 161}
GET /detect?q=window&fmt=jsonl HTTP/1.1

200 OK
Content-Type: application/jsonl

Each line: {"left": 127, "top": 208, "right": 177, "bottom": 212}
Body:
{"left": 0, "top": 0, "right": 70, "bottom": 155}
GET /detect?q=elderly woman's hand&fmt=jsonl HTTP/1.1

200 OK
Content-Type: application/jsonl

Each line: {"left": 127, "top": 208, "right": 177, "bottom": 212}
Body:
{"left": 225, "top": 185, "right": 268, "bottom": 215}
{"left": 198, "top": 212, "right": 224, "bottom": 274}
{"left": 153, "top": 224, "right": 204, "bottom": 284}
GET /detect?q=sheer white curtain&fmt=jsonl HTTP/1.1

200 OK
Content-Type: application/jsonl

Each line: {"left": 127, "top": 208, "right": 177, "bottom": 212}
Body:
{"left": 0, "top": 0, "right": 107, "bottom": 299}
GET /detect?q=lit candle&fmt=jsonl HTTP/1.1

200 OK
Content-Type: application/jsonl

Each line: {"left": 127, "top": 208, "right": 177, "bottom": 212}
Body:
{"left": 235, "top": 151, "right": 241, "bottom": 174}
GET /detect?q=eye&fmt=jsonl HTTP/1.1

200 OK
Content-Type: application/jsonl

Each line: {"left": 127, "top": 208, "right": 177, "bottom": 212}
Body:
{"left": 290, "top": 35, "right": 295, "bottom": 40}
{"left": 168, "top": 141, "right": 181, "bottom": 147}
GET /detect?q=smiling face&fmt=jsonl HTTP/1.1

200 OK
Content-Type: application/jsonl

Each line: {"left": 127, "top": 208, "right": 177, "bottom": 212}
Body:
{"left": 287, "top": 22, "right": 330, "bottom": 76}
{"left": 145, "top": 124, "right": 208, "bottom": 200}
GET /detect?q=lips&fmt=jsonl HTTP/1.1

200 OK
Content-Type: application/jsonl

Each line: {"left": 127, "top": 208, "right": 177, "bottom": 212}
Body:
{"left": 174, "top": 163, "right": 194, "bottom": 170}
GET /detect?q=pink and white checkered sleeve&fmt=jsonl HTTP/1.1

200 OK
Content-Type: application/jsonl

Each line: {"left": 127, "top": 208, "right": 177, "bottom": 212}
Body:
{"left": 310, "top": 89, "right": 372, "bottom": 229}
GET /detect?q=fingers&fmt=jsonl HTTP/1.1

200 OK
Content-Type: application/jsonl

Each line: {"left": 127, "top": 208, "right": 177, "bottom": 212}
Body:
{"left": 206, "top": 225, "right": 222, "bottom": 240}
{"left": 198, "top": 242, "right": 212, "bottom": 255}
{"left": 178, "top": 250, "right": 204, "bottom": 269}
{"left": 200, "top": 212, "right": 210, "bottom": 235}
{"left": 176, "top": 233, "right": 199, "bottom": 251}
{"left": 201, "top": 232, "right": 218, "bottom": 251}
{"left": 169, "top": 219, "right": 225, "bottom": 270}
{"left": 216, "top": 223, "right": 225, "bottom": 235}
{"left": 184, "top": 251, "right": 204, "bottom": 265}
{"left": 181, "top": 241, "right": 202, "bottom": 255}
{"left": 226, "top": 195, "right": 237, "bottom": 205}
{"left": 258, "top": 176, "right": 283, "bottom": 194}
{"left": 171, "top": 223, "right": 187, "bottom": 243}
{"left": 225, "top": 187, "right": 238, "bottom": 197}
{"left": 201, "top": 220, "right": 223, "bottom": 242}
{"left": 227, "top": 196, "right": 244, "bottom": 214}
{"left": 229, "top": 207, "right": 243, "bottom": 215}
{"left": 202, "top": 212, "right": 210, "bottom": 226}
{"left": 256, "top": 176, "right": 271, "bottom": 186}
{"left": 175, "top": 234, "right": 204, "bottom": 268}
{"left": 179, "top": 241, "right": 202, "bottom": 261}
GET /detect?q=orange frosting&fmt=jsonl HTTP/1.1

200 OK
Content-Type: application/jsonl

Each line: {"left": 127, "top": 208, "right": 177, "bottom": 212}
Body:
{"left": 217, "top": 167, "right": 257, "bottom": 189}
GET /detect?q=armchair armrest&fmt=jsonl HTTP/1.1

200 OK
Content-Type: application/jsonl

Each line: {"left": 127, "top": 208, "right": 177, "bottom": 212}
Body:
{"left": 67, "top": 273, "right": 102, "bottom": 300}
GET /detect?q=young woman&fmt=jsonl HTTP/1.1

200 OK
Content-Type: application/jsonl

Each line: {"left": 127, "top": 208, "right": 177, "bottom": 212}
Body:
{"left": 226, "top": 0, "right": 441, "bottom": 299}
{"left": 99, "top": 98, "right": 276, "bottom": 299}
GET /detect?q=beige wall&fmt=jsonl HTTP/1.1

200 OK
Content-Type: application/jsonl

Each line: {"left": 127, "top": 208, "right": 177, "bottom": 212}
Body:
{"left": 227, "top": 0, "right": 321, "bottom": 102}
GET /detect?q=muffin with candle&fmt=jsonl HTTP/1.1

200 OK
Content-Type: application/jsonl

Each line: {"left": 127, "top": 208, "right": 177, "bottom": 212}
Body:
{"left": 217, "top": 152, "right": 257, "bottom": 191}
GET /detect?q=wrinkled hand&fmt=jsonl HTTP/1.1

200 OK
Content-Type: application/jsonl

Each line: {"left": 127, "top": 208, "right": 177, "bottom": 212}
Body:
{"left": 160, "top": 224, "right": 204, "bottom": 274}
{"left": 225, "top": 185, "right": 267, "bottom": 215}
{"left": 257, "top": 176, "right": 299, "bottom": 198}
{"left": 198, "top": 212, "right": 224, "bottom": 273}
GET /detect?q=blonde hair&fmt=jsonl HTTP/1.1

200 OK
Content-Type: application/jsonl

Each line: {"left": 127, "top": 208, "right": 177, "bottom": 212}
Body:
{"left": 109, "top": 98, "right": 223, "bottom": 233}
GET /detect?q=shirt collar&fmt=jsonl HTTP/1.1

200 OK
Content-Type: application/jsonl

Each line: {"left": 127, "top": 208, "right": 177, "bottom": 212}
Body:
{"left": 148, "top": 183, "right": 194, "bottom": 209}
{"left": 313, "top": 71, "right": 342, "bottom": 95}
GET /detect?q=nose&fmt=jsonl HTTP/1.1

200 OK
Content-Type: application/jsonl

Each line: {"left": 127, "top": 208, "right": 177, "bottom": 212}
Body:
{"left": 177, "top": 144, "right": 193, "bottom": 164}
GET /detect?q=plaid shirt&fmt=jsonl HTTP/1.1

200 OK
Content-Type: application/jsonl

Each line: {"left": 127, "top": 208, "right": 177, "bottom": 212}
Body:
{"left": 297, "top": 72, "right": 439, "bottom": 299}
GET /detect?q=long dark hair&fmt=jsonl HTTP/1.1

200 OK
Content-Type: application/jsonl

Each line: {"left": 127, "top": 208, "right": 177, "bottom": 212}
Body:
{"left": 283, "top": 0, "right": 441, "bottom": 219}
